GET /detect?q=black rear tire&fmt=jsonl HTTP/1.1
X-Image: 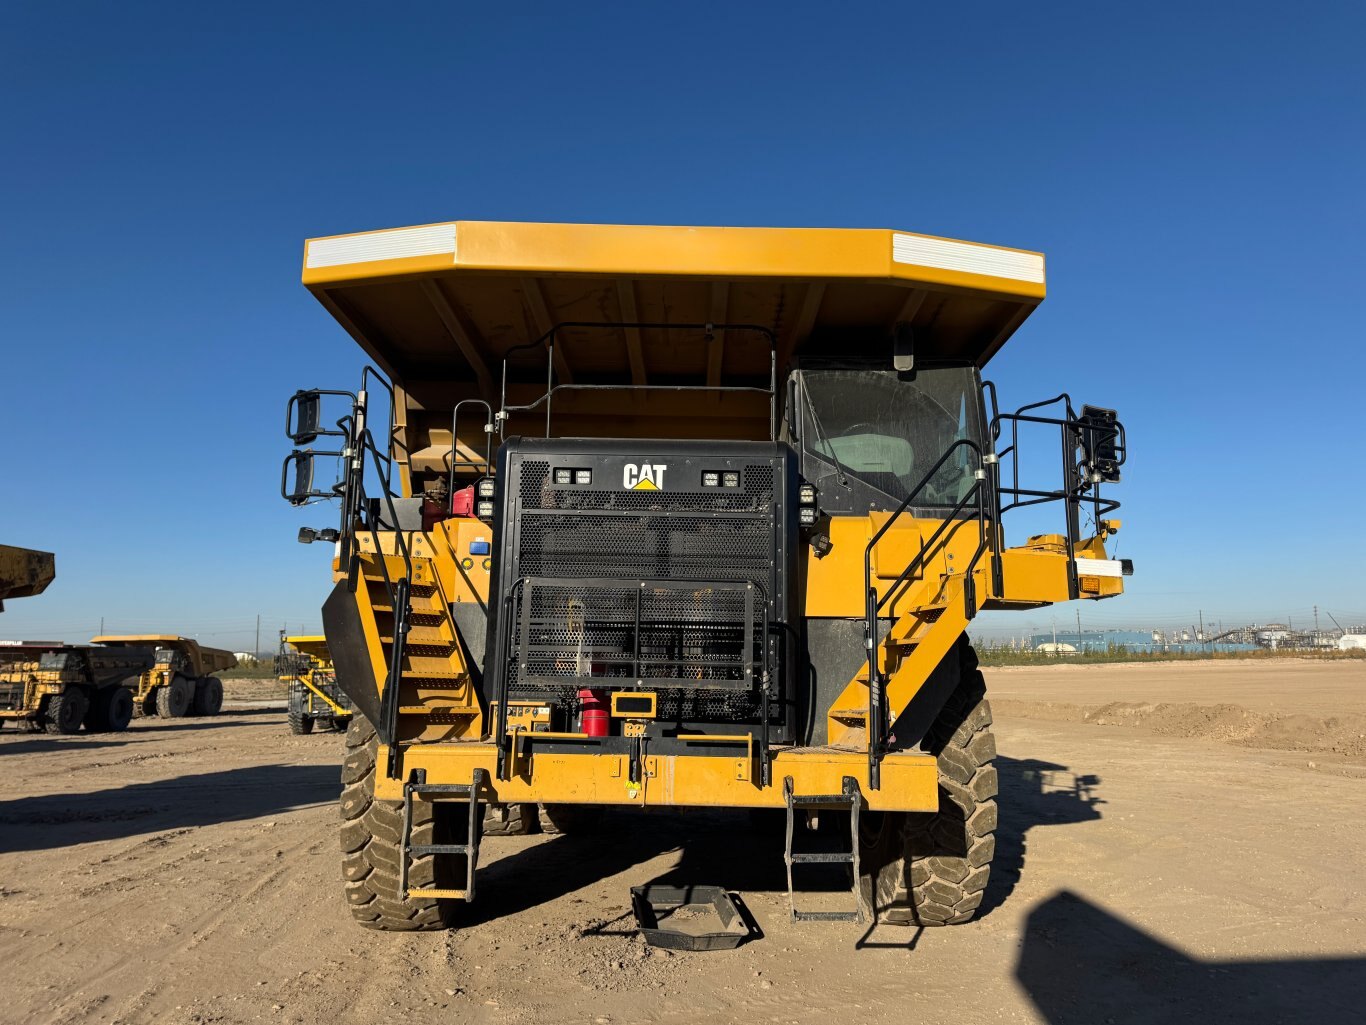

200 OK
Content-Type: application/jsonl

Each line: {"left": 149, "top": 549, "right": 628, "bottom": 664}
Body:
{"left": 859, "top": 640, "right": 998, "bottom": 926}
{"left": 45, "top": 688, "right": 90, "bottom": 734}
{"left": 340, "top": 715, "right": 458, "bottom": 930}
{"left": 87, "top": 686, "right": 135, "bottom": 732}
{"left": 288, "top": 710, "right": 314, "bottom": 734}
{"left": 192, "top": 676, "right": 224, "bottom": 716}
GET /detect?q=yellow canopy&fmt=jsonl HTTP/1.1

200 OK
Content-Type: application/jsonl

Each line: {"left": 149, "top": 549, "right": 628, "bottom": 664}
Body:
{"left": 301, "top": 221, "right": 1045, "bottom": 390}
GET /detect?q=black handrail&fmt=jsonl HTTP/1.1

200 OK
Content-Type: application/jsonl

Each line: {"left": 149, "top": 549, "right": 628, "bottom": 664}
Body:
{"left": 989, "top": 398, "right": 1126, "bottom": 601}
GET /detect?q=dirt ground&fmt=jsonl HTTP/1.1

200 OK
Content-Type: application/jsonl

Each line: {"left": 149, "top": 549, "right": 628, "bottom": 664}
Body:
{"left": 2, "top": 660, "right": 1363, "bottom": 1025}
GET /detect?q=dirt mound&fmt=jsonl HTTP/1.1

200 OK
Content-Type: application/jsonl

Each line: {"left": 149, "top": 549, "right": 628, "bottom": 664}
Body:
{"left": 995, "top": 698, "right": 1366, "bottom": 760}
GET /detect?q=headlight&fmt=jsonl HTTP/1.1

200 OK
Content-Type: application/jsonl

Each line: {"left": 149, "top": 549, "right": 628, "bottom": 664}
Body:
{"left": 798, "top": 506, "right": 818, "bottom": 526}
{"left": 476, "top": 500, "right": 495, "bottom": 519}
{"left": 476, "top": 478, "right": 496, "bottom": 499}
{"left": 798, "top": 483, "right": 817, "bottom": 505}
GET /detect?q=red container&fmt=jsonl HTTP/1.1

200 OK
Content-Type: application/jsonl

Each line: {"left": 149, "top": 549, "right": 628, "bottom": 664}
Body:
{"left": 579, "top": 688, "right": 610, "bottom": 737}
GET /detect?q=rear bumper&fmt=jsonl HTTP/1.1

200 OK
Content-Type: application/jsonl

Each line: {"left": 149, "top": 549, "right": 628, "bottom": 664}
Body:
{"left": 374, "top": 743, "right": 941, "bottom": 811}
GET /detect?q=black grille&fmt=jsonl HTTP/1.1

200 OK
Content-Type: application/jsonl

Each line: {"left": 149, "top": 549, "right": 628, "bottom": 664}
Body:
{"left": 494, "top": 440, "right": 791, "bottom": 729}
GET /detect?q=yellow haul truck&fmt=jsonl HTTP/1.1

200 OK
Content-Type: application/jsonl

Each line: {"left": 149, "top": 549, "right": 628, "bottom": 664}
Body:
{"left": 0, "top": 546, "right": 156, "bottom": 733}
{"left": 91, "top": 635, "right": 236, "bottom": 717}
{"left": 277, "top": 634, "right": 353, "bottom": 734}
{"left": 279, "top": 220, "right": 1128, "bottom": 931}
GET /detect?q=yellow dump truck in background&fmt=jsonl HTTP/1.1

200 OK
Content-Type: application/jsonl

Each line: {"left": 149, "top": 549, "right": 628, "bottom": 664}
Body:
{"left": 91, "top": 635, "right": 236, "bottom": 717}
{"left": 280, "top": 219, "right": 1129, "bottom": 931}
{"left": 277, "top": 634, "right": 352, "bottom": 734}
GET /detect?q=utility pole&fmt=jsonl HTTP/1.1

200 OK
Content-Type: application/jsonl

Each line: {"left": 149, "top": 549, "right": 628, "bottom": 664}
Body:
{"left": 99, "top": 616, "right": 104, "bottom": 634}
{"left": 1198, "top": 609, "right": 1205, "bottom": 650}
{"left": 1076, "top": 608, "right": 1083, "bottom": 650}
{"left": 1314, "top": 605, "right": 1320, "bottom": 636}
{"left": 255, "top": 614, "right": 261, "bottom": 659}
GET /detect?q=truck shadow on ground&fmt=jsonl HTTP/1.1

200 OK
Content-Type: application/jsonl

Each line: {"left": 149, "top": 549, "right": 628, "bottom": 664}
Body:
{"left": 0, "top": 764, "right": 339, "bottom": 853}
{"left": 1016, "top": 890, "right": 1365, "bottom": 1025}
{"left": 977, "top": 755, "right": 1104, "bottom": 920}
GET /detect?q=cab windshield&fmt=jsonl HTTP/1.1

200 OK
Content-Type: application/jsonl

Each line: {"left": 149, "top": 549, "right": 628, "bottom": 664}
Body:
{"left": 794, "top": 366, "right": 985, "bottom": 511}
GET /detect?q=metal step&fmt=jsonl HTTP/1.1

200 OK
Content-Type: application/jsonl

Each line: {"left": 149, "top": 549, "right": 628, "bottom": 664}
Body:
{"left": 783, "top": 775, "right": 865, "bottom": 924}
{"left": 397, "top": 704, "right": 479, "bottom": 717}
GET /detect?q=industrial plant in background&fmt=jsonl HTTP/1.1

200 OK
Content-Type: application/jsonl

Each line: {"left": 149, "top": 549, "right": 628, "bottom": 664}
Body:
{"left": 1013, "top": 619, "right": 1366, "bottom": 656}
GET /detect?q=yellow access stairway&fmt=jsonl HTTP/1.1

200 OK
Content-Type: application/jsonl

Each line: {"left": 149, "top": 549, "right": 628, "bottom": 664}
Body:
{"left": 827, "top": 573, "right": 971, "bottom": 752}
{"left": 359, "top": 552, "right": 483, "bottom": 741}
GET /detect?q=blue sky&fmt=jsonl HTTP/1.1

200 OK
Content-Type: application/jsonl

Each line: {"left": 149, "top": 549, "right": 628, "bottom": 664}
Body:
{"left": 2, "top": 2, "right": 1363, "bottom": 650}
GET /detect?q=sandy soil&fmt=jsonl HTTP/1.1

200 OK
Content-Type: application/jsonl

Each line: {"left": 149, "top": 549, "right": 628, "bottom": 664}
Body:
{"left": 1, "top": 661, "right": 1363, "bottom": 1025}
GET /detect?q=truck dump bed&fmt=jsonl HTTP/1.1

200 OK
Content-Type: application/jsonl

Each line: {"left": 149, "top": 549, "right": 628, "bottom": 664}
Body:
{"left": 0, "top": 546, "right": 55, "bottom": 611}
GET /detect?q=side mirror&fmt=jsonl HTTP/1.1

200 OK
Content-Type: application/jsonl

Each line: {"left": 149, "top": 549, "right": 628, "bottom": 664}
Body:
{"left": 282, "top": 450, "right": 319, "bottom": 506}
{"left": 287, "top": 390, "right": 323, "bottom": 444}
{"left": 1077, "top": 405, "right": 1123, "bottom": 483}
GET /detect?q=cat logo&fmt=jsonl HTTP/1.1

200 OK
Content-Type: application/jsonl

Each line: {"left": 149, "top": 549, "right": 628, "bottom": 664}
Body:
{"left": 623, "top": 463, "right": 667, "bottom": 490}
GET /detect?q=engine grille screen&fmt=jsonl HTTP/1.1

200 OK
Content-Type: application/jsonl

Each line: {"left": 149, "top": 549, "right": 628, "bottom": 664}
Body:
{"left": 499, "top": 449, "right": 784, "bottom": 709}
{"left": 511, "top": 579, "right": 760, "bottom": 690}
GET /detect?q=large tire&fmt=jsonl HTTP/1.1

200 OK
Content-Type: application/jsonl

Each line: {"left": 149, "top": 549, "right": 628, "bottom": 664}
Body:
{"left": 88, "top": 686, "right": 135, "bottom": 733}
{"left": 192, "top": 676, "right": 224, "bottom": 716}
{"left": 538, "top": 803, "right": 603, "bottom": 836}
{"left": 330, "top": 714, "right": 351, "bottom": 733}
{"left": 339, "top": 715, "right": 458, "bottom": 930}
{"left": 45, "top": 688, "right": 90, "bottom": 735}
{"left": 483, "top": 803, "right": 538, "bottom": 836}
{"left": 156, "top": 676, "right": 192, "bottom": 718}
{"left": 288, "top": 685, "right": 313, "bottom": 735}
{"left": 860, "top": 641, "right": 997, "bottom": 926}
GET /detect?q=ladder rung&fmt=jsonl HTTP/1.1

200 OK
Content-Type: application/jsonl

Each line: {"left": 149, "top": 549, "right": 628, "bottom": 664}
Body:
{"left": 789, "top": 852, "right": 855, "bottom": 864}
{"left": 409, "top": 786, "right": 475, "bottom": 797}
{"left": 788, "top": 794, "right": 857, "bottom": 807}
{"left": 793, "top": 909, "right": 862, "bottom": 922}
{"left": 411, "top": 843, "right": 474, "bottom": 856}
{"left": 407, "top": 888, "right": 467, "bottom": 900}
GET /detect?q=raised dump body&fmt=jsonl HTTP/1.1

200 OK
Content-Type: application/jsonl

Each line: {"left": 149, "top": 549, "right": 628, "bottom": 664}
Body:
{"left": 280, "top": 220, "right": 1129, "bottom": 931}
{"left": 277, "top": 634, "right": 352, "bottom": 734}
{"left": 0, "top": 545, "right": 55, "bottom": 611}
{"left": 92, "top": 635, "right": 237, "bottom": 717}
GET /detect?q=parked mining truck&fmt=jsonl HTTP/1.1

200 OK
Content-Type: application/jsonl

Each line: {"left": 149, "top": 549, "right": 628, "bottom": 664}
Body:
{"left": 277, "top": 633, "right": 353, "bottom": 734}
{"left": 91, "top": 635, "right": 236, "bottom": 717}
{"left": 279, "top": 219, "right": 1129, "bottom": 931}
{"left": 0, "top": 546, "right": 155, "bottom": 733}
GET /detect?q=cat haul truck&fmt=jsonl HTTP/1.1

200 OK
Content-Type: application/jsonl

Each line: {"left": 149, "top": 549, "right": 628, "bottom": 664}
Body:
{"left": 277, "top": 634, "right": 353, "bottom": 734}
{"left": 91, "top": 635, "right": 236, "bottom": 717}
{"left": 0, "top": 547, "right": 155, "bottom": 733}
{"left": 280, "top": 220, "right": 1128, "bottom": 931}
